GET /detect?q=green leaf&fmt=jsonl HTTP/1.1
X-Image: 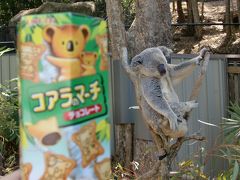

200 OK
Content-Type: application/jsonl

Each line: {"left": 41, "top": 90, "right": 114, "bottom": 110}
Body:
{"left": 232, "top": 161, "right": 239, "bottom": 180}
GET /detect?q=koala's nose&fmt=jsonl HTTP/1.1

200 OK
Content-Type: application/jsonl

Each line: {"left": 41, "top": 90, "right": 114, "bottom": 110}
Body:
{"left": 67, "top": 41, "right": 74, "bottom": 52}
{"left": 158, "top": 64, "right": 166, "bottom": 76}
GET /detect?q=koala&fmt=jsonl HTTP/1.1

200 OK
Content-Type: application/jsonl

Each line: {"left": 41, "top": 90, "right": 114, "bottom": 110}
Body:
{"left": 126, "top": 47, "right": 208, "bottom": 138}
{"left": 43, "top": 25, "right": 90, "bottom": 81}
{"left": 81, "top": 52, "right": 98, "bottom": 76}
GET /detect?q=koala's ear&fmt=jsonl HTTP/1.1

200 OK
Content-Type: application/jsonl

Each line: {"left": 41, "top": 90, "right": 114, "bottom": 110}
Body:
{"left": 43, "top": 26, "right": 58, "bottom": 42}
{"left": 158, "top": 46, "right": 173, "bottom": 64}
{"left": 79, "top": 25, "right": 90, "bottom": 41}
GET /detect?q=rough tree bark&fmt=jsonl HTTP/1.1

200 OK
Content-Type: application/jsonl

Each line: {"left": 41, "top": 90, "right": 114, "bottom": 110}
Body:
{"left": 105, "top": 0, "right": 133, "bottom": 169}
{"left": 127, "top": 0, "right": 172, "bottom": 57}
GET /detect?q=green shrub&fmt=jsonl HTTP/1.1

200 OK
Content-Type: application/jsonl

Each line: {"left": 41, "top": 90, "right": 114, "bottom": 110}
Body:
{"left": 0, "top": 47, "right": 19, "bottom": 175}
{"left": 0, "top": 79, "right": 19, "bottom": 175}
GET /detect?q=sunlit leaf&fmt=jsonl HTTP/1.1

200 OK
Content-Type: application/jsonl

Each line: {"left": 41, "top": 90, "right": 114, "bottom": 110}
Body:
{"left": 0, "top": 47, "right": 14, "bottom": 56}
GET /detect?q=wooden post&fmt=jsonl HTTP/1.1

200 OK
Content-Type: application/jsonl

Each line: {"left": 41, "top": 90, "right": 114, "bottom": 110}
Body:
{"left": 114, "top": 124, "right": 134, "bottom": 167}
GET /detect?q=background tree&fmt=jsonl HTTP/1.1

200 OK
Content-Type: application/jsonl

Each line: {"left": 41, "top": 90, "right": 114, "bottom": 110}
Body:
{"left": 238, "top": 0, "right": 240, "bottom": 29}
{"left": 177, "top": 0, "right": 185, "bottom": 23}
{"left": 0, "top": 0, "right": 42, "bottom": 26}
{"left": 191, "top": 0, "right": 202, "bottom": 39}
{"left": 186, "top": 0, "right": 202, "bottom": 39}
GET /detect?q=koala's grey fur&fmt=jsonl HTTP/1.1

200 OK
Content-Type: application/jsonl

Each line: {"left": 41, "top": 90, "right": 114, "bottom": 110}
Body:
{"left": 124, "top": 46, "right": 208, "bottom": 138}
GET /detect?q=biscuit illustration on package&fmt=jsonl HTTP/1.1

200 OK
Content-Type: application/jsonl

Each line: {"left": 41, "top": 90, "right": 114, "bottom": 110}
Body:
{"left": 19, "top": 42, "right": 45, "bottom": 82}
{"left": 27, "top": 117, "right": 61, "bottom": 146}
{"left": 94, "top": 158, "right": 111, "bottom": 180}
{"left": 43, "top": 25, "right": 90, "bottom": 81}
{"left": 22, "top": 163, "right": 32, "bottom": 180}
{"left": 81, "top": 52, "right": 98, "bottom": 76}
{"left": 96, "top": 35, "right": 108, "bottom": 71}
{"left": 40, "top": 152, "right": 76, "bottom": 180}
{"left": 72, "top": 121, "right": 104, "bottom": 168}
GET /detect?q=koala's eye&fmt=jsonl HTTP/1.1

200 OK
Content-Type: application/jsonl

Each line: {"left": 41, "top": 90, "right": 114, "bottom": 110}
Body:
{"left": 62, "top": 41, "right": 65, "bottom": 45}
{"left": 75, "top": 41, "right": 78, "bottom": 45}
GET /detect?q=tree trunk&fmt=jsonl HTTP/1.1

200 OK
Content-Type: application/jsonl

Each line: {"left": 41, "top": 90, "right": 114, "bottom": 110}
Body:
{"left": 105, "top": 0, "right": 133, "bottom": 169}
{"left": 186, "top": 0, "right": 194, "bottom": 35}
{"left": 225, "top": 0, "right": 232, "bottom": 38}
{"left": 237, "top": 0, "right": 240, "bottom": 28}
{"left": 201, "top": 0, "right": 204, "bottom": 22}
{"left": 127, "top": 0, "right": 172, "bottom": 57}
{"left": 192, "top": 0, "right": 202, "bottom": 39}
{"left": 177, "top": 0, "right": 185, "bottom": 23}
{"left": 105, "top": 0, "right": 172, "bottom": 177}
{"left": 172, "top": 0, "right": 176, "bottom": 12}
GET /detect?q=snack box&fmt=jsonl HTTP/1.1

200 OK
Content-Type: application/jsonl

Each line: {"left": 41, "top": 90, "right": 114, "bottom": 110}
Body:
{"left": 18, "top": 12, "right": 111, "bottom": 180}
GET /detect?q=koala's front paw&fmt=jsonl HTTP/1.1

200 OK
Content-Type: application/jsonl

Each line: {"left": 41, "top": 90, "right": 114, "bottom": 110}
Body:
{"left": 199, "top": 47, "right": 210, "bottom": 59}
{"left": 185, "top": 100, "right": 198, "bottom": 111}
{"left": 195, "top": 47, "right": 210, "bottom": 65}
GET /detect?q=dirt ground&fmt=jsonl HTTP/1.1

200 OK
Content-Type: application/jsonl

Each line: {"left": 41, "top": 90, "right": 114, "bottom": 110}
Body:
{"left": 171, "top": 1, "right": 240, "bottom": 54}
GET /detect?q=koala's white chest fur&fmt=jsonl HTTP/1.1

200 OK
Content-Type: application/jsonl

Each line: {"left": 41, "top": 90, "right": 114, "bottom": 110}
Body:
{"left": 160, "top": 77, "right": 179, "bottom": 103}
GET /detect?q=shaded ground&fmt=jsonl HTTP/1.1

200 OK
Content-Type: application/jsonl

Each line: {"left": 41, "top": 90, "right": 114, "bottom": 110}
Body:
{"left": 172, "top": 1, "right": 240, "bottom": 54}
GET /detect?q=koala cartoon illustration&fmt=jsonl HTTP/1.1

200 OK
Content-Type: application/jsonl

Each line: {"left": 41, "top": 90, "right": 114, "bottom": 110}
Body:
{"left": 43, "top": 25, "right": 90, "bottom": 81}
{"left": 81, "top": 52, "right": 98, "bottom": 76}
{"left": 125, "top": 46, "right": 208, "bottom": 138}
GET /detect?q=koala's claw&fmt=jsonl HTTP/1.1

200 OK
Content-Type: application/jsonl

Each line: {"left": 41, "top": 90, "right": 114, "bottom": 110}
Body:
{"left": 177, "top": 118, "right": 182, "bottom": 123}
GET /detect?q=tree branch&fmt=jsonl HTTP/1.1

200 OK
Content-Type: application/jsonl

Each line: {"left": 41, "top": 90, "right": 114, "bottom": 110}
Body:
{"left": 105, "top": 0, "right": 127, "bottom": 61}
{"left": 168, "top": 135, "right": 206, "bottom": 162}
{"left": 136, "top": 161, "right": 161, "bottom": 180}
